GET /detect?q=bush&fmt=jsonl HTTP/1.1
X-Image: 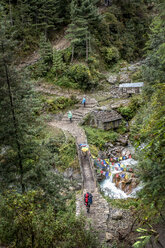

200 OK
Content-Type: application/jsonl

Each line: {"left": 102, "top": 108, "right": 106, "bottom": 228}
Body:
{"left": 118, "top": 106, "right": 134, "bottom": 121}
{"left": 67, "top": 64, "right": 95, "bottom": 90}
{"left": 87, "top": 55, "right": 100, "bottom": 69}
{"left": 84, "top": 126, "right": 119, "bottom": 150}
{"left": 59, "top": 137, "right": 79, "bottom": 170}
{"left": 0, "top": 191, "right": 98, "bottom": 248}
{"left": 102, "top": 46, "right": 120, "bottom": 65}
{"left": 116, "top": 120, "right": 127, "bottom": 134}
{"left": 89, "top": 145, "right": 99, "bottom": 157}
{"left": 44, "top": 96, "right": 78, "bottom": 113}
{"left": 61, "top": 47, "right": 72, "bottom": 64}
{"left": 118, "top": 96, "right": 142, "bottom": 121}
{"left": 55, "top": 76, "right": 79, "bottom": 89}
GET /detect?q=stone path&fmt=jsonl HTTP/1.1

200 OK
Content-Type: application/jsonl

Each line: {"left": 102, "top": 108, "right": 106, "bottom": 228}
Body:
{"left": 49, "top": 97, "right": 111, "bottom": 244}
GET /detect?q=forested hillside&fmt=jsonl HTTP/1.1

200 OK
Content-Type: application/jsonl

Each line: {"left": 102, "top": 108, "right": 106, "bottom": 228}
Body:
{"left": 0, "top": 0, "right": 165, "bottom": 247}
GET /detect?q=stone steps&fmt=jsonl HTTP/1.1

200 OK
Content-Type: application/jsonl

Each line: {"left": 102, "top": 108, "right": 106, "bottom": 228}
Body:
{"left": 76, "top": 104, "right": 97, "bottom": 108}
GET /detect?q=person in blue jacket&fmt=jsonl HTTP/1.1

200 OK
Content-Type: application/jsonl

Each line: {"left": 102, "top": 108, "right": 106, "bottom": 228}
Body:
{"left": 82, "top": 97, "right": 86, "bottom": 107}
{"left": 84, "top": 192, "right": 93, "bottom": 213}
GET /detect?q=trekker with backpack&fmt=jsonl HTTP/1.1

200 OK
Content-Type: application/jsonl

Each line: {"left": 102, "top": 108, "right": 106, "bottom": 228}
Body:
{"left": 82, "top": 97, "right": 86, "bottom": 107}
{"left": 84, "top": 192, "right": 93, "bottom": 213}
{"left": 68, "top": 111, "right": 72, "bottom": 122}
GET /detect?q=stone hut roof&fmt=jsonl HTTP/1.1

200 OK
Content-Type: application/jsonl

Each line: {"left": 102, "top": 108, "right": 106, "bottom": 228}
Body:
{"left": 119, "top": 82, "right": 144, "bottom": 88}
{"left": 92, "top": 110, "right": 122, "bottom": 123}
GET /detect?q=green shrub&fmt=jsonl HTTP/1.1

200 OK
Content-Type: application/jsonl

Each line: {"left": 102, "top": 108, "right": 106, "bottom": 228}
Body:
{"left": 84, "top": 126, "right": 119, "bottom": 150}
{"left": 87, "top": 55, "right": 100, "bottom": 69}
{"left": 118, "top": 96, "right": 142, "bottom": 121}
{"left": 116, "top": 120, "right": 127, "bottom": 134}
{"left": 67, "top": 64, "right": 95, "bottom": 90}
{"left": 44, "top": 96, "right": 78, "bottom": 113}
{"left": 46, "top": 133, "right": 79, "bottom": 171}
{"left": 101, "top": 46, "right": 120, "bottom": 65}
{"left": 55, "top": 76, "right": 79, "bottom": 89}
{"left": 118, "top": 106, "right": 134, "bottom": 121}
{"left": 61, "top": 47, "right": 72, "bottom": 64}
{"left": 131, "top": 70, "right": 142, "bottom": 81}
{"left": 59, "top": 137, "right": 79, "bottom": 171}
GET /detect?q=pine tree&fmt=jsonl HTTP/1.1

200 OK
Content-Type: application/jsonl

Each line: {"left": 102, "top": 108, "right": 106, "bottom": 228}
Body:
{"left": 67, "top": 0, "right": 101, "bottom": 61}
{"left": 52, "top": 49, "right": 66, "bottom": 76}
{"left": 38, "top": 33, "right": 53, "bottom": 76}
{"left": 0, "top": 9, "right": 52, "bottom": 193}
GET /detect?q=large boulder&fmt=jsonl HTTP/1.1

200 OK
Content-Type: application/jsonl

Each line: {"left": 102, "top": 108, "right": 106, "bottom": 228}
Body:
{"left": 106, "top": 232, "right": 114, "bottom": 242}
{"left": 107, "top": 74, "right": 118, "bottom": 84}
{"left": 112, "top": 210, "right": 123, "bottom": 220}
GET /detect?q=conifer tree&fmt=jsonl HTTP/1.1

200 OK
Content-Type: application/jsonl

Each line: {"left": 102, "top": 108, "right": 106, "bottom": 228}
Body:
{"left": 67, "top": 0, "right": 101, "bottom": 61}
{"left": 0, "top": 9, "right": 52, "bottom": 193}
{"left": 52, "top": 49, "right": 66, "bottom": 76}
{"left": 38, "top": 33, "right": 53, "bottom": 76}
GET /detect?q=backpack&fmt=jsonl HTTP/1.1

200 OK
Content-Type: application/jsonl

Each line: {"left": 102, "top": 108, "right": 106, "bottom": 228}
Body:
{"left": 88, "top": 193, "right": 93, "bottom": 204}
{"left": 84, "top": 193, "right": 89, "bottom": 204}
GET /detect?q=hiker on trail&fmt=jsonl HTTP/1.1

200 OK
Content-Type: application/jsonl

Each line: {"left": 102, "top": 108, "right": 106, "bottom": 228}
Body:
{"left": 82, "top": 97, "right": 86, "bottom": 107}
{"left": 68, "top": 111, "right": 72, "bottom": 123}
{"left": 81, "top": 146, "right": 89, "bottom": 158}
{"left": 84, "top": 192, "right": 93, "bottom": 213}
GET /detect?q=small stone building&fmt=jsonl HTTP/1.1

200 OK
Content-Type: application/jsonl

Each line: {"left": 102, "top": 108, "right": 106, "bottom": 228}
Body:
{"left": 119, "top": 82, "right": 144, "bottom": 94}
{"left": 89, "top": 110, "right": 122, "bottom": 130}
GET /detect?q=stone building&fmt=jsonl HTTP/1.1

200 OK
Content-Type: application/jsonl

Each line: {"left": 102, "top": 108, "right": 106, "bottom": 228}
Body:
{"left": 119, "top": 82, "right": 144, "bottom": 94}
{"left": 89, "top": 110, "right": 122, "bottom": 130}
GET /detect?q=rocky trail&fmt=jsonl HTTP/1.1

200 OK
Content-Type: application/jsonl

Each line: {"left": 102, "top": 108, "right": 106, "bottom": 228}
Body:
{"left": 49, "top": 97, "right": 112, "bottom": 243}
{"left": 49, "top": 96, "right": 134, "bottom": 245}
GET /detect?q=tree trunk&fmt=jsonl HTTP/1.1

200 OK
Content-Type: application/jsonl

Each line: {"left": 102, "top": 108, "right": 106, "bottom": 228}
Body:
{"left": 1, "top": 42, "right": 25, "bottom": 193}
{"left": 86, "top": 32, "right": 89, "bottom": 61}
{"left": 9, "top": 0, "right": 13, "bottom": 25}
{"left": 89, "top": 34, "right": 91, "bottom": 54}
{"left": 71, "top": 44, "right": 74, "bottom": 63}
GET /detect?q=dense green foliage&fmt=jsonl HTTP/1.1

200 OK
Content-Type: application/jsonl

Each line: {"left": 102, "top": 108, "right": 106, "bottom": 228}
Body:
{"left": 118, "top": 95, "right": 142, "bottom": 121}
{"left": 46, "top": 130, "right": 79, "bottom": 171}
{"left": 0, "top": 191, "right": 98, "bottom": 248}
{"left": 1, "top": 0, "right": 71, "bottom": 54}
{"left": 0, "top": 6, "right": 98, "bottom": 247}
{"left": 67, "top": 0, "right": 101, "bottom": 61}
{"left": 130, "top": 3, "right": 165, "bottom": 246}
{"left": 42, "top": 95, "right": 78, "bottom": 113}
{"left": 84, "top": 126, "right": 119, "bottom": 150}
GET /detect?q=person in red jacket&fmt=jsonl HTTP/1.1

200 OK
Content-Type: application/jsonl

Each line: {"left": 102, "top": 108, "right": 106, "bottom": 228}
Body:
{"left": 84, "top": 192, "right": 93, "bottom": 213}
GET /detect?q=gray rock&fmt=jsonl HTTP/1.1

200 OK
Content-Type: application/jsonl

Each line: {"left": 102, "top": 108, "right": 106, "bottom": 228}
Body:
{"left": 72, "top": 172, "right": 82, "bottom": 180}
{"left": 74, "top": 183, "right": 82, "bottom": 190}
{"left": 112, "top": 210, "right": 123, "bottom": 220}
{"left": 118, "top": 135, "right": 129, "bottom": 146}
{"left": 107, "top": 74, "right": 118, "bottom": 84}
{"left": 106, "top": 232, "right": 114, "bottom": 242}
{"left": 69, "top": 186, "right": 75, "bottom": 191}
{"left": 119, "top": 72, "right": 131, "bottom": 83}
{"left": 63, "top": 168, "right": 73, "bottom": 179}
{"left": 127, "top": 64, "right": 138, "bottom": 72}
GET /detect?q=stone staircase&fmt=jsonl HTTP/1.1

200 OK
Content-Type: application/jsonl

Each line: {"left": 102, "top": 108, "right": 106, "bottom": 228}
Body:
{"left": 61, "top": 98, "right": 98, "bottom": 123}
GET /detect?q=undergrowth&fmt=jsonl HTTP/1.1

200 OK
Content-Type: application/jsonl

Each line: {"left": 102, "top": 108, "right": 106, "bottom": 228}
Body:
{"left": 84, "top": 126, "right": 119, "bottom": 150}
{"left": 44, "top": 127, "right": 79, "bottom": 171}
